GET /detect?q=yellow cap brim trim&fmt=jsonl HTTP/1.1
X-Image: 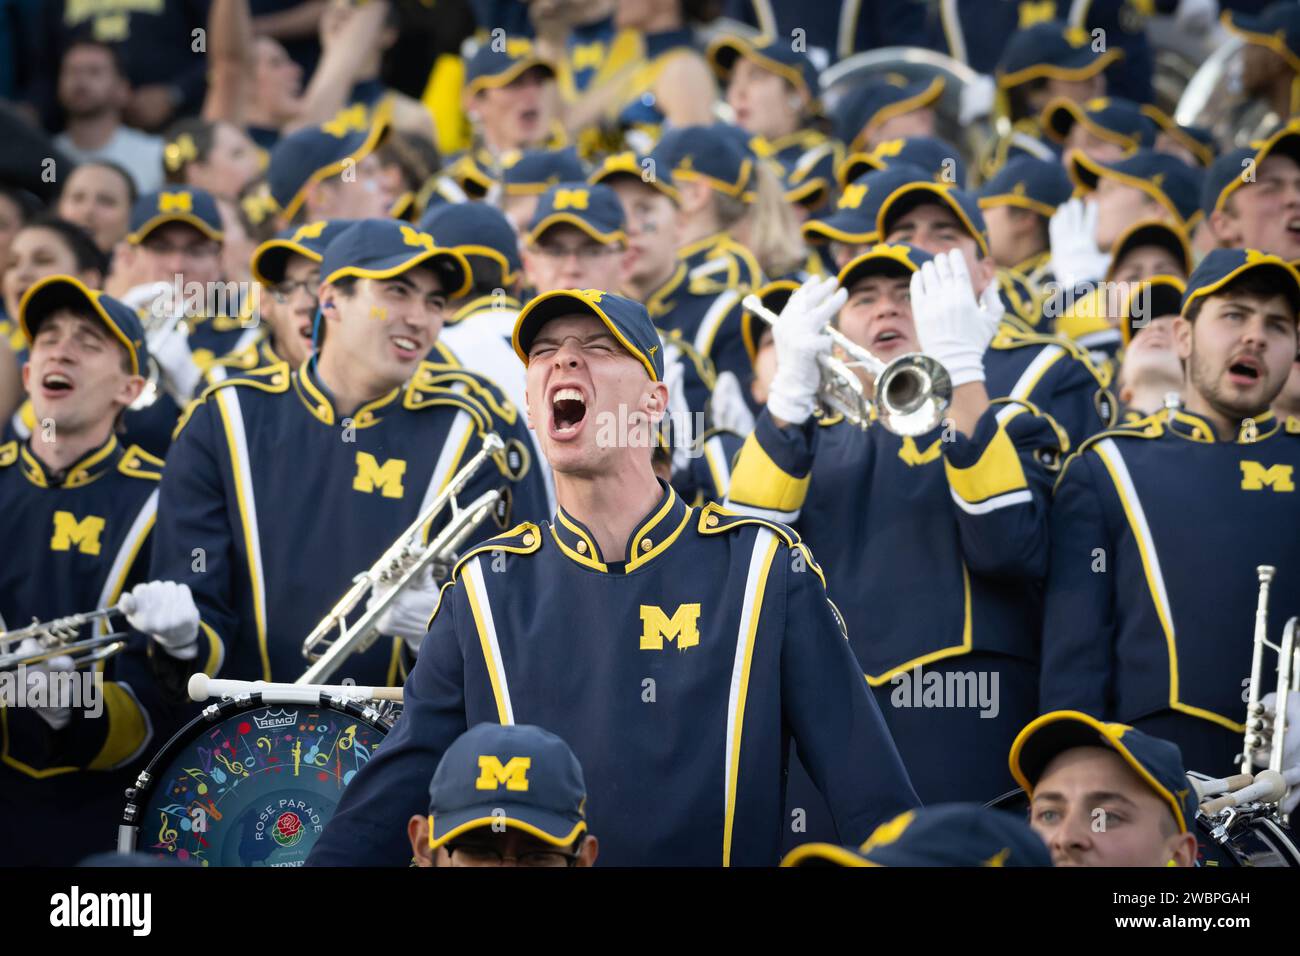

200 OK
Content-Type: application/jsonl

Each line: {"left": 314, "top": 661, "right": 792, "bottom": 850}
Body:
{"left": 428, "top": 813, "right": 586, "bottom": 851}
{"left": 280, "top": 100, "right": 393, "bottom": 224}
{"left": 835, "top": 152, "right": 883, "bottom": 192}
{"left": 1140, "top": 105, "right": 1215, "bottom": 167}
{"left": 18, "top": 274, "right": 141, "bottom": 376}
{"left": 784, "top": 177, "right": 829, "bottom": 206}
{"left": 672, "top": 157, "right": 756, "bottom": 202}
{"left": 1105, "top": 218, "right": 1192, "bottom": 282}
{"left": 250, "top": 239, "right": 322, "bottom": 286}
{"left": 875, "top": 181, "right": 990, "bottom": 256}
{"left": 587, "top": 166, "right": 681, "bottom": 204}
{"left": 705, "top": 35, "right": 812, "bottom": 102}
{"left": 801, "top": 219, "right": 878, "bottom": 245}
{"left": 1041, "top": 97, "right": 1140, "bottom": 151}
{"left": 977, "top": 194, "right": 1058, "bottom": 218}
{"left": 1121, "top": 275, "right": 1185, "bottom": 346}
{"left": 780, "top": 842, "right": 879, "bottom": 867}
{"left": 1181, "top": 255, "right": 1300, "bottom": 318}
{"left": 453, "top": 244, "right": 519, "bottom": 288}
{"left": 464, "top": 56, "right": 557, "bottom": 98}
{"left": 997, "top": 47, "right": 1121, "bottom": 88}
{"left": 849, "top": 76, "right": 945, "bottom": 153}
{"left": 1222, "top": 12, "right": 1300, "bottom": 75}
{"left": 323, "top": 246, "right": 473, "bottom": 299}
{"left": 742, "top": 278, "right": 799, "bottom": 362}
{"left": 524, "top": 213, "right": 626, "bottom": 247}
{"left": 513, "top": 289, "right": 657, "bottom": 382}
{"left": 127, "top": 212, "right": 224, "bottom": 246}
{"left": 836, "top": 244, "right": 923, "bottom": 287}
{"left": 1069, "top": 151, "right": 1188, "bottom": 227}
{"left": 1009, "top": 709, "right": 1189, "bottom": 834}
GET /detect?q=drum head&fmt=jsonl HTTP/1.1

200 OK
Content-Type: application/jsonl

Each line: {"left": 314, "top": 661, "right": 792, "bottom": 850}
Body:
{"left": 121, "top": 695, "right": 390, "bottom": 866}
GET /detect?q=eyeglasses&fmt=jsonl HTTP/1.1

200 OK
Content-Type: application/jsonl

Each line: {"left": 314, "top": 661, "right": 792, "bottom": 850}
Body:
{"left": 533, "top": 242, "right": 618, "bottom": 261}
{"left": 269, "top": 279, "right": 319, "bottom": 303}
{"left": 444, "top": 841, "right": 580, "bottom": 867}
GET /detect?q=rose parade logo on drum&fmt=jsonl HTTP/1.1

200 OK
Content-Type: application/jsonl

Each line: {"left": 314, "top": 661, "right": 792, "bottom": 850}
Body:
{"left": 256, "top": 799, "right": 322, "bottom": 846}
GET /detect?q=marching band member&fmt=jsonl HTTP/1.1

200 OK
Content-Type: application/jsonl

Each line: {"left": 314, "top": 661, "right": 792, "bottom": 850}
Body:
{"left": 832, "top": 76, "right": 944, "bottom": 158}
{"left": 1114, "top": 276, "right": 1186, "bottom": 419}
{"left": 148, "top": 220, "right": 548, "bottom": 688}
{"left": 977, "top": 156, "right": 1075, "bottom": 291}
{"left": 1039, "top": 96, "right": 1156, "bottom": 167}
{"left": 519, "top": 180, "right": 629, "bottom": 303}
{"left": 1201, "top": 120, "right": 1300, "bottom": 264}
{"left": 0, "top": 277, "right": 216, "bottom": 864}
{"left": 496, "top": 146, "right": 588, "bottom": 235}
{"left": 1041, "top": 250, "right": 1300, "bottom": 774}
{"left": 310, "top": 288, "right": 919, "bottom": 866}
{"left": 1009, "top": 711, "right": 1199, "bottom": 868}
{"left": 410, "top": 723, "right": 598, "bottom": 868}
{"left": 875, "top": 178, "right": 1115, "bottom": 447}
{"left": 728, "top": 247, "right": 1063, "bottom": 811}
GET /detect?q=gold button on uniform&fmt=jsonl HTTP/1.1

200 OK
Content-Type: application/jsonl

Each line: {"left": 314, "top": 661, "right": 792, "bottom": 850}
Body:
{"left": 641, "top": 539, "right": 653, "bottom": 552}
{"left": 523, "top": 533, "right": 536, "bottom": 546}
{"left": 576, "top": 540, "right": 588, "bottom": 554}
{"left": 706, "top": 514, "right": 719, "bottom": 527}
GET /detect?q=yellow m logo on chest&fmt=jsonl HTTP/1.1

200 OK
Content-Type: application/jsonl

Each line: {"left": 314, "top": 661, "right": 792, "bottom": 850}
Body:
{"left": 1240, "top": 461, "right": 1295, "bottom": 492}
{"left": 898, "top": 436, "right": 943, "bottom": 467}
{"left": 640, "top": 603, "right": 701, "bottom": 650}
{"left": 476, "top": 755, "right": 531, "bottom": 791}
{"left": 352, "top": 452, "right": 407, "bottom": 498}
{"left": 50, "top": 511, "right": 105, "bottom": 555}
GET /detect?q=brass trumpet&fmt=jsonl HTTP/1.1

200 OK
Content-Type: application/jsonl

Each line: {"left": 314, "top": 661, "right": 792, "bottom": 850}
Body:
{"left": 297, "top": 432, "right": 506, "bottom": 684}
{"left": 741, "top": 294, "right": 952, "bottom": 437}
{"left": 0, "top": 603, "right": 131, "bottom": 672}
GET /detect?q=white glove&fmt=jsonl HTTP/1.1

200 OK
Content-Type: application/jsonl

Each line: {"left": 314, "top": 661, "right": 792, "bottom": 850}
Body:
{"left": 1174, "top": 0, "right": 1218, "bottom": 34}
{"left": 366, "top": 569, "right": 440, "bottom": 653}
{"left": 123, "top": 581, "right": 200, "bottom": 660}
{"left": 1253, "top": 691, "right": 1300, "bottom": 814}
{"left": 958, "top": 73, "right": 996, "bottom": 127}
{"left": 909, "top": 249, "right": 1001, "bottom": 388}
{"left": 767, "top": 275, "right": 847, "bottom": 426}
{"left": 17, "top": 638, "right": 74, "bottom": 731}
{"left": 661, "top": 341, "right": 693, "bottom": 477}
{"left": 1049, "top": 198, "right": 1112, "bottom": 289}
{"left": 148, "top": 319, "right": 203, "bottom": 404}
{"left": 709, "top": 371, "right": 755, "bottom": 436}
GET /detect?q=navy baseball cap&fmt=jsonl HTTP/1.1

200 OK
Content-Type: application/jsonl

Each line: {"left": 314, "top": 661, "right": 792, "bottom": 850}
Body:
{"left": 1010, "top": 710, "right": 1198, "bottom": 835}
{"left": 250, "top": 219, "right": 355, "bottom": 286}
{"left": 267, "top": 101, "right": 391, "bottom": 222}
{"left": 782, "top": 804, "right": 1051, "bottom": 867}
{"left": 780, "top": 143, "right": 837, "bottom": 210}
{"left": 996, "top": 21, "right": 1120, "bottom": 89}
{"left": 524, "top": 181, "right": 626, "bottom": 246}
{"left": 1041, "top": 96, "right": 1157, "bottom": 153}
{"left": 1106, "top": 218, "right": 1192, "bottom": 282}
{"left": 1141, "top": 104, "right": 1216, "bottom": 167}
{"left": 705, "top": 33, "right": 821, "bottom": 106}
{"left": 876, "top": 181, "right": 991, "bottom": 256}
{"left": 1223, "top": 3, "right": 1300, "bottom": 76}
{"left": 127, "top": 187, "right": 224, "bottom": 245}
{"left": 588, "top": 150, "right": 680, "bottom": 202}
{"left": 1253, "top": 117, "right": 1300, "bottom": 173}
{"left": 651, "top": 124, "right": 757, "bottom": 203}
{"left": 426, "top": 723, "right": 587, "bottom": 851}
{"left": 319, "top": 219, "right": 472, "bottom": 297}
{"left": 1200, "top": 147, "right": 1255, "bottom": 217}
{"left": 464, "top": 37, "right": 556, "bottom": 98}
{"left": 740, "top": 277, "right": 800, "bottom": 366}
{"left": 500, "top": 146, "right": 587, "bottom": 196}
{"left": 978, "top": 156, "right": 1074, "bottom": 218}
{"left": 1069, "top": 150, "right": 1204, "bottom": 228}
{"left": 1121, "top": 275, "right": 1186, "bottom": 347}
{"left": 803, "top": 165, "right": 927, "bottom": 246}
{"left": 19, "top": 275, "right": 149, "bottom": 377}
{"left": 837, "top": 135, "right": 967, "bottom": 191}
{"left": 837, "top": 242, "right": 933, "bottom": 290}
{"left": 833, "top": 75, "right": 945, "bottom": 153}
{"left": 1181, "top": 248, "right": 1300, "bottom": 319}
{"left": 419, "top": 202, "right": 521, "bottom": 288}
{"left": 514, "top": 288, "right": 664, "bottom": 381}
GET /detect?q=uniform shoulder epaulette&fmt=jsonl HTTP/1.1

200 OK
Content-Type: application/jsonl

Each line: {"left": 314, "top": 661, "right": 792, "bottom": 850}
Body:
{"left": 1054, "top": 414, "right": 1164, "bottom": 490}
{"left": 206, "top": 341, "right": 280, "bottom": 375}
{"left": 989, "top": 397, "right": 1071, "bottom": 455}
{"left": 991, "top": 324, "right": 1111, "bottom": 385}
{"left": 409, "top": 362, "right": 518, "bottom": 425}
{"left": 0, "top": 440, "right": 17, "bottom": 468}
{"left": 449, "top": 521, "right": 543, "bottom": 581}
{"left": 696, "top": 500, "right": 799, "bottom": 547}
{"left": 174, "top": 364, "right": 293, "bottom": 438}
{"left": 117, "top": 444, "right": 165, "bottom": 481}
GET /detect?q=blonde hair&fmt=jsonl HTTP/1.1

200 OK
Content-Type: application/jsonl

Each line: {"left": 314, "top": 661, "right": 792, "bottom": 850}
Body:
{"left": 742, "top": 160, "right": 806, "bottom": 279}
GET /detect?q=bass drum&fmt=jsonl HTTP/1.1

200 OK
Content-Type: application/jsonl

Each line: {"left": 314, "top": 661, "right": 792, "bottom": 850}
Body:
{"left": 988, "top": 788, "right": 1300, "bottom": 866}
{"left": 118, "top": 692, "right": 394, "bottom": 866}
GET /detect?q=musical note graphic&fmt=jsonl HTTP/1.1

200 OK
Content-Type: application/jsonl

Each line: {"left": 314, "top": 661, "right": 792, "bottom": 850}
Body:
{"left": 214, "top": 751, "right": 247, "bottom": 778}
{"left": 181, "top": 768, "right": 209, "bottom": 796}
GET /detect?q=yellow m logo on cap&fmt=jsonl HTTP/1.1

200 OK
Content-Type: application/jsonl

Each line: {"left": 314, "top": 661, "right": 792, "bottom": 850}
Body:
{"left": 293, "top": 221, "right": 328, "bottom": 242}
{"left": 476, "top": 755, "right": 531, "bottom": 791}
{"left": 505, "top": 38, "right": 534, "bottom": 58}
{"left": 50, "top": 511, "right": 105, "bottom": 555}
{"left": 399, "top": 225, "right": 435, "bottom": 251}
{"left": 322, "top": 103, "right": 368, "bottom": 138}
{"left": 553, "top": 188, "right": 590, "bottom": 210}
{"left": 158, "top": 192, "right": 193, "bottom": 213}
{"left": 571, "top": 41, "right": 604, "bottom": 70}
{"left": 871, "top": 140, "right": 905, "bottom": 160}
{"left": 1240, "top": 461, "right": 1294, "bottom": 492}
{"left": 640, "top": 603, "right": 701, "bottom": 650}
{"left": 839, "top": 184, "right": 868, "bottom": 209}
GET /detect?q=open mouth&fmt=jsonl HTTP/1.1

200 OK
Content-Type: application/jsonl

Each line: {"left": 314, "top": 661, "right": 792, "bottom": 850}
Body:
{"left": 1227, "top": 355, "right": 1262, "bottom": 384}
{"left": 42, "top": 370, "right": 74, "bottom": 394}
{"left": 519, "top": 108, "right": 540, "bottom": 126}
{"left": 550, "top": 386, "right": 587, "bottom": 436}
{"left": 1286, "top": 217, "right": 1300, "bottom": 239}
{"left": 390, "top": 334, "right": 422, "bottom": 360}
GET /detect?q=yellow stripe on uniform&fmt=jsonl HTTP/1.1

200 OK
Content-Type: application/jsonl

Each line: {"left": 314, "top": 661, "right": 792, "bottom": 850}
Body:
{"left": 727, "top": 433, "right": 811, "bottom": 520}
{"left": 944, "top": 425, "right": 1032, "bottom": 513}
{"left": 866, "top": 565, "right": 973, "bottom": 686}
{"left": 88, "top": 682, "right": 150, "bottom": 770}
{"left": 722, "top": 529, "right": 780, "bottom": 865}
{"left": 463, "top": 557, "right": 514, "bottom": 724}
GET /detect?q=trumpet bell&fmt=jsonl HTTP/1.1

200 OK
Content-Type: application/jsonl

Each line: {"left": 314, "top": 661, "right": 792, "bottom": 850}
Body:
{"left": 875, "top": 353, "right": 953, "bottom": 437}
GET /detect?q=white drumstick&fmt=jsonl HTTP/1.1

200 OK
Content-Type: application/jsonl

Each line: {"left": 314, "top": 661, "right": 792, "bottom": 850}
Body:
{"left": 1200, "top": 769, "right": 1287, "bottom": 814}
{"left": 1188, "top": 772, "right": 1254, "bottom": 801}
{"left": 188, "top": 673, "right": 402, "bottom": 704}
